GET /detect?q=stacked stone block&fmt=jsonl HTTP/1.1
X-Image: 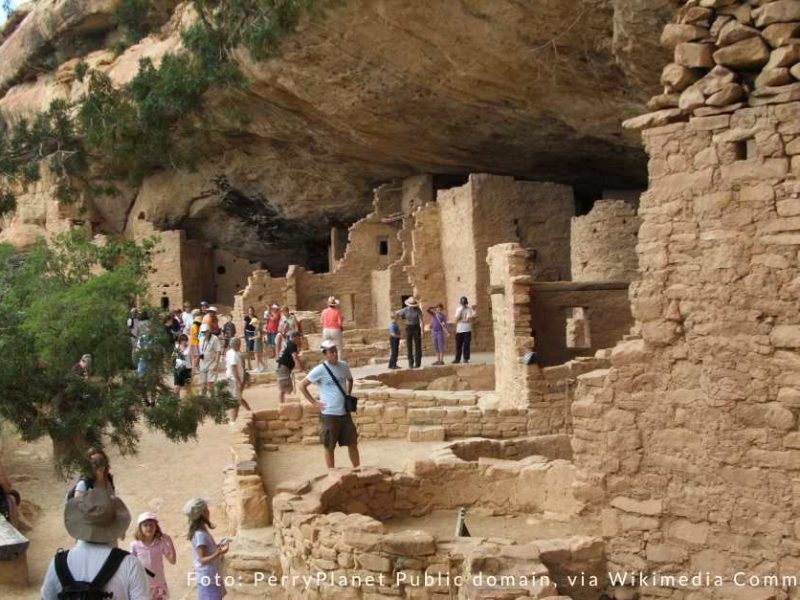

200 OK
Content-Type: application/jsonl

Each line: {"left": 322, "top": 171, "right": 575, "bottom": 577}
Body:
{"left": 273, "top": 467, "right": 602, "bottom": 599}
{"left": 571, "top": 200, "right": 640, "bottom": 283}
{"left": 629, "top": 0, "right": 800, "bottom": 130}
{"left": 578, "top": 4, "right": 800, "bottom": 590}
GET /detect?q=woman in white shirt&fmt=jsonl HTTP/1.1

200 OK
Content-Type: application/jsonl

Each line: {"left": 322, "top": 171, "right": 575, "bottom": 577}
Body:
{"left": 453, "top": 296, "right": 477, "bottom": 364}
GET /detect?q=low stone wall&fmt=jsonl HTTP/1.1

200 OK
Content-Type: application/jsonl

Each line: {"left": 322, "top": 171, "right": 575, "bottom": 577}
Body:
{"left": 221, "top": 414, "right": 271, "bottom": 530}
{"left": 367, "top": 363, "right": 494, "bottom": 391}
{"left": 273, "top": 466, "right": 604, "bottom": 600}
{"left": 253, "top": 394, "right": 531, "bottom": 445}
{"left": 407, "top": 435, "right": 583, "bottom": 516}
{"left": 254, "top": 356, "right": 601, "bottom": 445}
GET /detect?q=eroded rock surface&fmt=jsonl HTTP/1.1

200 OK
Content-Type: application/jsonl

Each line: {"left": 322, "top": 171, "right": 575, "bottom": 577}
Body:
{"left": 0, "top": 0, "right": 674, "bottom": 263}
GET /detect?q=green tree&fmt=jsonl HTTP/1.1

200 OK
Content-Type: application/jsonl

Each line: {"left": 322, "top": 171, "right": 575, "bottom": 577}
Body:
{"left": 0, "top": 231, "right": 235, "bottom": 474}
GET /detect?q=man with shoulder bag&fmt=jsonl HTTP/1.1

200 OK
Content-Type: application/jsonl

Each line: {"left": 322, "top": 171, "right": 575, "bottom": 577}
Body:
{"left": 299, "top": 340, "right": 360, "bottom": 469}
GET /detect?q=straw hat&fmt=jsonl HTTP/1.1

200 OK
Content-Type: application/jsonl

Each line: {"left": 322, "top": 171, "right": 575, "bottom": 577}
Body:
{"left": 327, "top": 296, "right": 340, "bottom": 307}
{"left": 64, "top": 488, "right": 130, "bottom": 544}
{"left": 404, "top": 297, "right": 419, "bottom": 307}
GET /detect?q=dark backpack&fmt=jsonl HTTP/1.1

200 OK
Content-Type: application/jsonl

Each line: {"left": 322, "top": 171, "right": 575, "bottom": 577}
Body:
{"left": 55, "top": 547, "right": 128, "bottom": 600}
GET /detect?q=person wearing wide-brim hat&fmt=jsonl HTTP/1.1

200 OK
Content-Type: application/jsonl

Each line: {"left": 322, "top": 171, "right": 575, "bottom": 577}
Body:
{"left": 41, "top": 488, "right": 149, "bottom": 600}
{"left": 395, "top": 297, "right": 424, "bottom": 368}
{"left": 320, "top": 296, "right": 345, "bottom": 359}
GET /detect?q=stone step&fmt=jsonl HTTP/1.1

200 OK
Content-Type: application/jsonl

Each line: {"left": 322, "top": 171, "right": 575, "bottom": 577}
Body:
{"left": 408, "top": 425, "right": 446, "bottom": 442}
{"left": 225, "top": 527, "right": 282, "bottom": 582}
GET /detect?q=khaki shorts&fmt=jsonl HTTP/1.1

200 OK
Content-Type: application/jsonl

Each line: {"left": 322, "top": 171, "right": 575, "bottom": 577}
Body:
{"left": 319, "top": 414, "right": 358, "bottom": 450}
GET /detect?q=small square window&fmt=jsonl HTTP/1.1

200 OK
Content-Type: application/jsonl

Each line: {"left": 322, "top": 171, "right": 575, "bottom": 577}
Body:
{"left": 378, "top": 238, "right": 389, "bottom": 255}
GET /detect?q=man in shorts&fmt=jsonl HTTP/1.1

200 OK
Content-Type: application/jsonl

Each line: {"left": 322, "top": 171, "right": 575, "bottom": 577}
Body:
{"left": 299, "top": 340, "right": 359, "bottom": 469}
{"left": 276, "top": 331, "right": 305, "bottom": 404}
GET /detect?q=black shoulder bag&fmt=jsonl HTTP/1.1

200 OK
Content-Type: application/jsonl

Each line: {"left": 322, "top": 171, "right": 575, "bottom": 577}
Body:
{"left": 321, "top": 363, "right": 358, "bottom": 413}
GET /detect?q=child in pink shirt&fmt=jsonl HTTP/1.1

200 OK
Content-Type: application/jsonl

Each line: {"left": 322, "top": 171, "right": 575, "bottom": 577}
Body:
{"left": 130, "top": 512, "right": 177, "bottom": 600}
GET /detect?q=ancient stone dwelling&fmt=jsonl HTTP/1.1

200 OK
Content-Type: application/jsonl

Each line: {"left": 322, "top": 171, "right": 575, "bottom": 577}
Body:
{"left": 6, "top": 0, "right": 800, "bottom": 598}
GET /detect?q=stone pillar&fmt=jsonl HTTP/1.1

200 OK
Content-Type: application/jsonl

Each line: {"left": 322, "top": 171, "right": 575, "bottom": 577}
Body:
{"left": 487, "top": 243, "right": 535, "bottom": 409}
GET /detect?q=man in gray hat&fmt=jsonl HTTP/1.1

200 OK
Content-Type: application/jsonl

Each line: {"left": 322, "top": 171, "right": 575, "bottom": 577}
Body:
{"left": 41, "top": 488, "right": 149, "bottom": 600}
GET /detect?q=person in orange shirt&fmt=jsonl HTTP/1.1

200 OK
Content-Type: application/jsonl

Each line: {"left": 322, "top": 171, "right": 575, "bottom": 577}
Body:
{"left": 320, "top": 296, "right": 345, "bottom": 359}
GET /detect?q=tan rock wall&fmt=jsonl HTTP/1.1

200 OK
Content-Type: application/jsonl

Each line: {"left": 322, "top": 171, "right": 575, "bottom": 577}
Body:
{"left": 439, "top": 181, "right": 478, "bottom": 323}
{"left": 221, "top": 414, "right": 271, "bottom": 530}
{"left": 212, "top": 249, "right": 260, "bottom": 307}
{"left": 441, "top": 175, "right": 574, "bottom": 352}
{"left": 232, "top": 270, "right": 287, "bottom": 328}
{"left": 273, "top": 466, "right": 600, "bottom": 599}
{"left": 406, "top": 202, "right": 446, "bottom": 312}
{"left": 487, "top": 242, "right": 612, "bottom": 432}
{"left": 574, "top": 101, "right": 800, "bottom": 594}
{"left": 571, "top": 199, "right": 640, "bottom": 282}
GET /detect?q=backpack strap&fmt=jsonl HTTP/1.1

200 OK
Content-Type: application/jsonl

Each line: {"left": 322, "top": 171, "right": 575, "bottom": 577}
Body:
{"left": 321, "top": 363, "right": 348, "bottom": 401}
{"left": 54, "top": 549, "right": 76, "bottom": 589}
{"left": 91, "top": 548, "right": 129, "bottom": 590}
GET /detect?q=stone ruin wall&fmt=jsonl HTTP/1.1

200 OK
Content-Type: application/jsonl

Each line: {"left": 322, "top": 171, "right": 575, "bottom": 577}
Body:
{"left": 271, "top": 467, "right": 604, "bottom": 600}
{"left": 530, "top": 283, "right": 634, "bottom": 367}
{"left": 212, "top": 249, "right": 261, "bottom": 310}
{"left": 569, "top": 0, "right": 800, "bottom": 593}
{"left": 439, "top": 175, "right": 574, "bottom": 353}
{"left": 233, "top": 185, "right": 405, "bottom": 328}
{"left": 571, "top": 200, "right": 640, "bottom": 282}
{"left": 488, "top": 243, "right": 616, "bottom": 433}
{"left": 402, "top": 201, "right": 445, "bottom": 329}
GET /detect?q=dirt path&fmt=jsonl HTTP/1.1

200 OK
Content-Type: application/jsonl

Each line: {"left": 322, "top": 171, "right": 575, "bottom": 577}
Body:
{"left": 0, "top": 356, "right": 495, "bottom": 599}
{"left": 0, "top": 382, "right": 282, "bottom": 600}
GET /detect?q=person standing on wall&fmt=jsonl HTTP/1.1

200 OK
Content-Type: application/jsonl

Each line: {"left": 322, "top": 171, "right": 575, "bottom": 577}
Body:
{"left": 396, "top": 297, "right": 423, "bottom": 369}
{"left": 298, "top": 340, "right": 359, "bottom": 469}
{"left": 453, "top": 296, "right": 477, "bottom": 364}
{"left": 321, "top": 296, "right": 345, "bottom": 359}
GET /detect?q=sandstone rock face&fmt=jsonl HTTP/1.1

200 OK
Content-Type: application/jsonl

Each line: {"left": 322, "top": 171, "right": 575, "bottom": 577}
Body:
{"left": 0, "top": 0, "right": 675, "bottom": 259}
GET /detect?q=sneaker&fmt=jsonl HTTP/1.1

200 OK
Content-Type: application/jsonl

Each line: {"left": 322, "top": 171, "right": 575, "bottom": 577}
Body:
{"left": 451, "top": 360, "right": 461, "bottom": 364}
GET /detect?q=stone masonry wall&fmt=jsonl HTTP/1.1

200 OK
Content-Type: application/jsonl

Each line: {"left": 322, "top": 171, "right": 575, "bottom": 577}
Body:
{"left": 273, "top": 467, "right": 602, "bottom": 600}
{"left": 573, "top": 97, "right": 800, "bottom": 596}
{"left": 530, "top": 282, "right": 633, "bottom": 367}
{"left": 488, "top": 243, "right": 537, "bottom": 409}
{"left": 571, "top": 199, "right": 640, "bottom": 282}
{"left": 442, "top": 175, "right": 574, "bottom": 352}
{"left": 212, "top": 248, "right": 260, "bottom": 307}
{"left": 232, "top": 270, "right": 287, "bottom": 326}
{"left": 487, "top": 242, "right": 612, "bottom": 434}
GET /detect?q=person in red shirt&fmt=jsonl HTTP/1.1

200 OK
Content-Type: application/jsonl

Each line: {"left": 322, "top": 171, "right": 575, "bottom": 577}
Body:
{"left": 320, "top": 296, "right": 345, "bottom": 359}
{"left": 264, "top": 304, "right": 281, "bottom": 359}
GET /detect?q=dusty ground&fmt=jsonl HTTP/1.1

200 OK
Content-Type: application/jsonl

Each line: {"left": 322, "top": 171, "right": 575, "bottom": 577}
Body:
{"left": 0, "top": 355, "right": 494, "bottom": 599}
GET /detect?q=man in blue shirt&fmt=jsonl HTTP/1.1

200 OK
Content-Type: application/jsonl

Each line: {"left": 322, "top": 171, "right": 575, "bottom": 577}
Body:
{"left": 299, "top": 340, "right": 360, "bottom": 468}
